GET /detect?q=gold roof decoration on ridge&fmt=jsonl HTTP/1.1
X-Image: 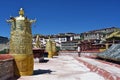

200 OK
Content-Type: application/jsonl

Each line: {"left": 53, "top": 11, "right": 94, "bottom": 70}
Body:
{"left": 106, "top": 31, "right": 120, "bottom": 40}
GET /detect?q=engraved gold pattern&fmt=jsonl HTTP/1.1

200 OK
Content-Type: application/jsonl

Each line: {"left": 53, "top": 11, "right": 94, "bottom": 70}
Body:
{"left": 7, "top": 8, "right": 34, "bottom": 76}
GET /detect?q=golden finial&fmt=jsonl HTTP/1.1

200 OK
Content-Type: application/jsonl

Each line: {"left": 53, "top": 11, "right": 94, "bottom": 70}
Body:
{"left": 19, "top": 8, "right": 24, "bottom": 16}
{"left": 48, "top": 36, "right": 51, "bottom": 40}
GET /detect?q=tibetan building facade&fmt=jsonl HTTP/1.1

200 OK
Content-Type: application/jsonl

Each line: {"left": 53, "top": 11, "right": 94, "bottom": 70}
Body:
{"left": 80, "top": 27, "right": 120, "bottom": 52}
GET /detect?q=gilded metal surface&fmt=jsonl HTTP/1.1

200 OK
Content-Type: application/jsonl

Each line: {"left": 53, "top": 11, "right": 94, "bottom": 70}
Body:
{"left": 106, "top": 31, "right": 120, "bottom": 40}
{"left": 10, "top": 20, "right": 33, "bottom": 54}
{"left": 52, "top": 41, "right": 57, "bottom": 56}
{"left": 19, "top": 8, "right": 24, "bottom": 16}
{"left": 33, "top": 35, "right": 41, "bottom": 48}
{"left": 7, "top": 8, "right": 35, "bottom": 76}
{"left": 45, "top": 39, "right": 53, "bottom": 58}
{"left": 13, "top": 54, "right": 33, "bottom": 76}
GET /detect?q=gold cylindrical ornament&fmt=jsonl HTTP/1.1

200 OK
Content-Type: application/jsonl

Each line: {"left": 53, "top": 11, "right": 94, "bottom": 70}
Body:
{"left": 52, "top": 41, "right": 57, "bottom": 56}
{"left": 12, "top": 54, "right": 33, "bottom": 76}
{"left": 7, "top": 8, "right": 35, "bottom": 76}
{"left": 105, "top": 43, "right": 109, "bottom": 50}
{"left": 35, "top": 35, "right": 41, "bottom": 48}
{"left": 45, "top": 39, "right": 53, "bottom": 58}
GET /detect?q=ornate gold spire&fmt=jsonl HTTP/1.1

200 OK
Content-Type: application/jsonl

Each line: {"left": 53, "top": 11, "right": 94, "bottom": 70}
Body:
{"left": 8, "top": 8, "right": 34, "bottom": 76}
{"left": 19, "top": 8, "right": 24, "bottom": 16}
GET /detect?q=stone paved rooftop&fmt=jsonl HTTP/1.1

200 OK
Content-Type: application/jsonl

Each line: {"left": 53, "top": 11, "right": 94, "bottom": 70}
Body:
{"left": 18, "top": 55, "right": 105, "bottom": 80}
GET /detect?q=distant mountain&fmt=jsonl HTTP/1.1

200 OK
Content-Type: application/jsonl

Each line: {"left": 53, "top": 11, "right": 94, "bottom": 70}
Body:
{"left": 0, "top": 36, "right": 9, "bottom": 51}
{"left": 0, "top": 36, "right": 9, "bottom": 44}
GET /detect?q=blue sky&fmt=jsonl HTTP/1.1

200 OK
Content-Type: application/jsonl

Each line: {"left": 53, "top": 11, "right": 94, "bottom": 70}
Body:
{"left": 0, "top": 0, "right": 120, "bottom": 37}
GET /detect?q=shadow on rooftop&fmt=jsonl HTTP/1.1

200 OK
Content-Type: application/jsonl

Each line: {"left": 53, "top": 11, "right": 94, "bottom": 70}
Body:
{"left": 10, "top": 69, "right": 53, "bottom": 80}
{"left": 33, "top": 69, "right": 54, "bottom": 75}
{"left": 40, "top": 59, "right": 49, "bottom": 63}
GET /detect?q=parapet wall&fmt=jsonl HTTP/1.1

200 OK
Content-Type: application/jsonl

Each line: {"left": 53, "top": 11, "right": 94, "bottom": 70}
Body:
{"left": 0, "top": 54, "right": 14, "bottom": 80}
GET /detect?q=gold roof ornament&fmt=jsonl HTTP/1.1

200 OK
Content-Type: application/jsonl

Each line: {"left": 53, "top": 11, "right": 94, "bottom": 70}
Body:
{"left": 48, "top": 36, "right": 51, "bottom": 40}
{"left": 106, "top": 30, "right": 120, "bottom": 44}
{"left": 8, "top": 8, "right": 34, "bottom": 76}
{"left": 52, "top": 41, "right": 57, "bottom": 56}
{"left": 106, "top": 31, "right": 120, "bottom": 40}
{"left": 19, "top": 8, "right": 24, "bottom": 16}
{"left": 46, "top": 37, "right": 53, "bottom": 58}
{"left": 35, "top": 35, "right": 41, "bottom": 48}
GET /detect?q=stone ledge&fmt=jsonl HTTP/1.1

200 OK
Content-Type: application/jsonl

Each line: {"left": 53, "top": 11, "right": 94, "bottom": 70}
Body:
{"left": 0, "top": 54, "right": 14, "bottom": 80}
{"left": 0, "top": 54, "right": 13, "bottom": 60}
